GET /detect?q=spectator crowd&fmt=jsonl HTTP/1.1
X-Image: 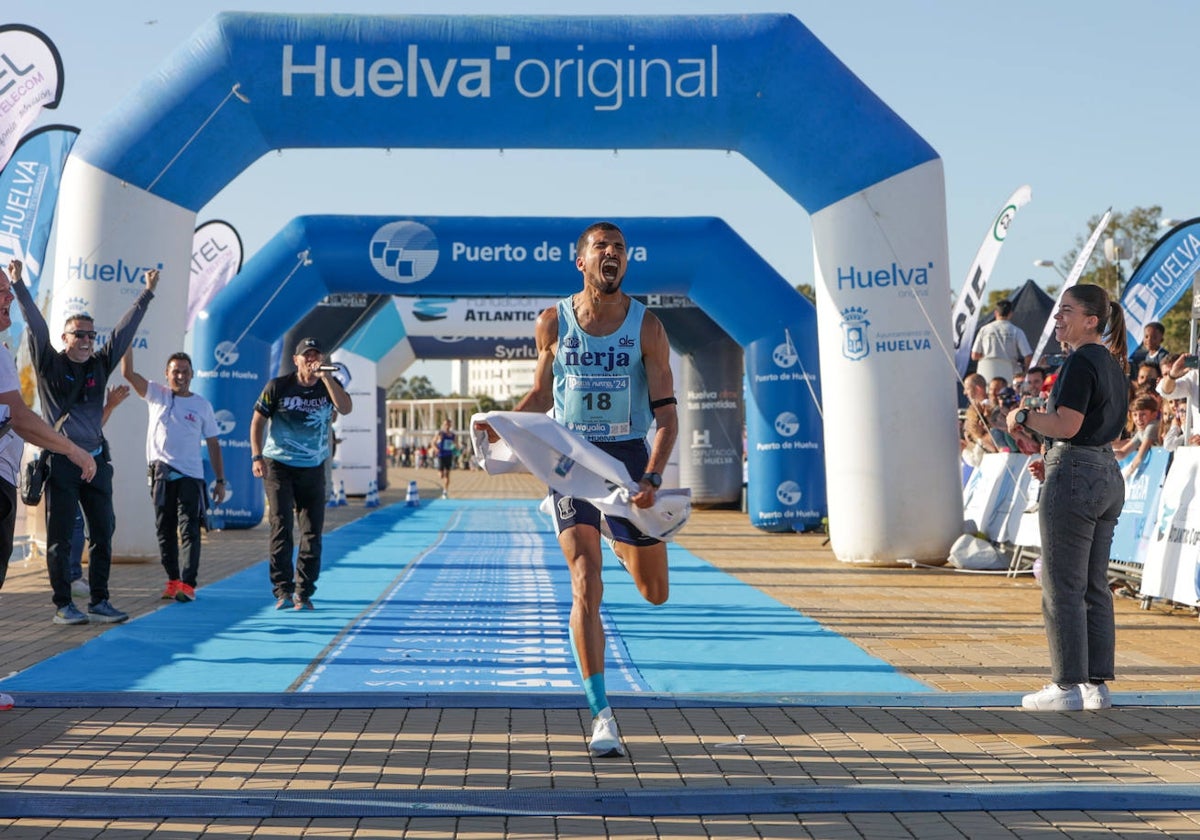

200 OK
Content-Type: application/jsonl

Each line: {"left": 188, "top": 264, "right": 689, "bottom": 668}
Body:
{"left": 961, "top": 315, "right": 1199, "bottom": 470}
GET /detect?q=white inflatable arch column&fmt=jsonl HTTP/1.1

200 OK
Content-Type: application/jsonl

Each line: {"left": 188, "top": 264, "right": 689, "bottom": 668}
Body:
{"left": 51, "top": 13, "right": 959, "bottom": 564}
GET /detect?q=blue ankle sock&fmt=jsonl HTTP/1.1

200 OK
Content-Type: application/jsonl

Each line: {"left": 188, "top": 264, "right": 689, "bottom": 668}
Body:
{"left": 569, "top": 625, "right": 608, "bottom": 716}
{"left": 583, "top": 673, "right": 608, "bottom": 718}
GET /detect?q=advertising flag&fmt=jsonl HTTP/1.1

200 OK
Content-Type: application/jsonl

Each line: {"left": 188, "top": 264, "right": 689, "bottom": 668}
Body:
{"left": 1031, "top": 209, "right": 1111, "bottom": 364}
{"left": 1120, "top": 217, "right": 1200, "bottom": 351}
{"left": 0, "top": 25, "right": 64, "bottom": 177}
{"left": 188, "top": 219, "right": 243, "bottom": 330}
{"left": 0, "top": 124, "right": 77, "bottom": 340}
{"left": 952, "top": 185, "right": 1032, "bottom": 377}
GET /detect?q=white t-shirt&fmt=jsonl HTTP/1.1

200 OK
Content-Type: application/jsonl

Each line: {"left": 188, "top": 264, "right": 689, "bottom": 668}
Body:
{"left": 144, "top": 381, "right": 220, "bottom": 479}
{"left": 972, "top": 319, "right": 1032, "bottom": 383}
{"left": 1158, "top": 370, "right": 1200, "bottom": 433}
{"left": 0, "top": 344, "right": 23, "bottom": 485}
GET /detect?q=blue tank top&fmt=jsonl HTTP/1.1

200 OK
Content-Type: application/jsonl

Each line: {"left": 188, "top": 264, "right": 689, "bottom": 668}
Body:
{"left": 552, "top": 297, "right": 652, "bottom": 442}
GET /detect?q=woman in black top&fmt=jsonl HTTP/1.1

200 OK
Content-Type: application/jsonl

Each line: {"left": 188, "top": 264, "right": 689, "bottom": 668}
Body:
{"left": 1007, "top": 284, "right": 1128, "bottom": 712}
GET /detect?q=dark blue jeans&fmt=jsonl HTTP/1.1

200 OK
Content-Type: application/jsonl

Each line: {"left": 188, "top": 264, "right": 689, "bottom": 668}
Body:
{"left": 45, "top": 452, "right": 114, "bottom": 608}
{"left": 263, "top": 459, "right": 325, "bottom": 600}
{"left": 1038, "top": 443, "right": 1125, "bottom": 685}
{"left": 156, "top": 477, "right": 206, "bottom": 587}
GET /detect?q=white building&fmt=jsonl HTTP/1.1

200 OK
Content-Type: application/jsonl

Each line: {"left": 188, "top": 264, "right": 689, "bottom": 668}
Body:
{"left": 452, "top": 359, "right": 537, "bottom": 404}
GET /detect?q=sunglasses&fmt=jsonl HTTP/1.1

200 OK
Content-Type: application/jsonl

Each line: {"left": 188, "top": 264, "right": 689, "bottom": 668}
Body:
{"left": 67, "top": 330, "right": 97, "bottom": 339}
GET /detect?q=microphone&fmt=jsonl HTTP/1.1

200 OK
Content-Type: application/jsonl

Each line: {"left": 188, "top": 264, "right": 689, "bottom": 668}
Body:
{"left": 317, "top": 364, "right": 340, "bottom": 372}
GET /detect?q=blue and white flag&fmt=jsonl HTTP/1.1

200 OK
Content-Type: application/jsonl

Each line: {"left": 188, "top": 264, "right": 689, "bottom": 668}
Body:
{"left": 0, "top": 124, "right": 77, "bottom": 339}
{"left": 0, "top": 25, "right": 64, "bottom": 177}
{"left": 1120, "top": 217, "right": 1200, "bottom": 351}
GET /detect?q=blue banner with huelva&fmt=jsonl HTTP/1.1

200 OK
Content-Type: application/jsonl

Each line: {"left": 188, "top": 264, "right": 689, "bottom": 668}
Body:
{"left": 0, "top": 124, "right": 78, "bottom": 344}
{"left": 1121, "top": 218, "right": 1200, "bottom": 353}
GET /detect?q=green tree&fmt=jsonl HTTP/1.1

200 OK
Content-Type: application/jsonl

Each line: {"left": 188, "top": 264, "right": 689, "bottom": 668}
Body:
{"left": 386, "top": 375, "right": 441, "bottom": 399}
{"left": 474, "top": 393, "right": 516, "bottom": 412}
{"left": 1057, "top": 205, "right": 1163, "bottom": 298}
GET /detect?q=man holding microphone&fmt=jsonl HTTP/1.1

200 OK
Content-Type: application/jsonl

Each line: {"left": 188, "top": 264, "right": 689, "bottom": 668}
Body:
{"left": 250, "top": 338, "right": 352, "bottom": 610}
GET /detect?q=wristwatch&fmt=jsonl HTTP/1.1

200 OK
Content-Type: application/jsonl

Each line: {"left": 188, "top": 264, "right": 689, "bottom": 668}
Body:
{"left": 251, "top": 454, "right": 264, "bottom": 462}
{"left": 1014, "top": 409, "right": 1029, "bottom": 427}
{"left": 641, "top": 471, "right": 662, "bottom": 488}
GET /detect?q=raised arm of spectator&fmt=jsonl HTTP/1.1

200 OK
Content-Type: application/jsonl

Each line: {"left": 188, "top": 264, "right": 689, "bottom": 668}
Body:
{"left": 120, "top": 348, "right": 149, "bottom": 398}
{"left": 99, "top": 268, "right": 158, "bottom": 375}
{"left": 7, "top": 260, "right": 51, "bottom": 367}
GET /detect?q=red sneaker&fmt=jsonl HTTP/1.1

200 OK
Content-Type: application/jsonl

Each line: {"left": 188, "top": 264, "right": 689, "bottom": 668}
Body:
{"left": 161, "top": 580, "right": 181, "bottom": 600}
{"left": 175, "top": 583, "right": 196, "bottom": 603}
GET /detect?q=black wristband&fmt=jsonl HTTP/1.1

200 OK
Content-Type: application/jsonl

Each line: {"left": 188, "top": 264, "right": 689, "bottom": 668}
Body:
{"left": 650, "top": 396, "right": 677, "bottom": 410}
{"left": 251, "top": 455, "right": 263, "bottom": 462}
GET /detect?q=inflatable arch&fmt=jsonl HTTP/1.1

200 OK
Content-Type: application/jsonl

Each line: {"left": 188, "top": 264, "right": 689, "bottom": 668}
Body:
{"left": 306, "top": 288, "right": 744, "bottom": 507}
{"left": 51, "top": 13, "right": 959, "bottom": 563}
{"left": 190, "top": 214, "right": 822, "bottom": 529}
{"left": 264, "top": 280, "right": 739, "bottom": 504}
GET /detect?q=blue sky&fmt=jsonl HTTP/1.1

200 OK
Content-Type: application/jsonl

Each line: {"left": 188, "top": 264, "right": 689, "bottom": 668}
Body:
{"left": 8, "top": 1, "right": 1195, "bottom": 390}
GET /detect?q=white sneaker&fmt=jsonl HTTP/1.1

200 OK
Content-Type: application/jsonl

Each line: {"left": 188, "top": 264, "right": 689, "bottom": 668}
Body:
{"left": 0, "top": 692, "right": 12, "bottom": 710}
{"left": 70, "top": 578, "right": 89, "bottom": 598}
{"left": 1022, "top": 683, "right": 1084, "bottom": 711}
{"left": 588, "top": 706, "right": 625, "bottom": 758}
{"left": 1080, "top": 682, "right": 1112, "bottom": 710}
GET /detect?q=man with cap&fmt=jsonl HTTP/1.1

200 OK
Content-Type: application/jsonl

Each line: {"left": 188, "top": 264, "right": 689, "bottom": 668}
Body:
{"left": 249, "top": 337, "right": 352, "bottom": 610}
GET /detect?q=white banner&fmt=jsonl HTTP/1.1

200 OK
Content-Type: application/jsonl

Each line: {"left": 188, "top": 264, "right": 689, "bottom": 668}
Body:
{"left": 1138, "top": 447, "right": 1200, "bottom": 606}
{"left": 952, "top": 185, "right": 1032, "bottom": 376}
{"left": 1031, "top": 209, "right": 1111, "bottom": 364}
{"left": 393, "top": 296, "right": 556, "bottom": 337}
{"left": 0, "top": 25, "right": 64, "bottom": 177}
{"left": 330, "top": 349, "right": 377, "bottom": 496}
{"left": 811, "top": 159, "right": 960, "bottom": 563}
{"left": 187, "top": 219, "right": 242, "bottom": 330}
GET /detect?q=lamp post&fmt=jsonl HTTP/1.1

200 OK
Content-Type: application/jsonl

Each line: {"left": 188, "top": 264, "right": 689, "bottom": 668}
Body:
{"left": 1033, "top": 259, "right": 1067, "bottom": 281}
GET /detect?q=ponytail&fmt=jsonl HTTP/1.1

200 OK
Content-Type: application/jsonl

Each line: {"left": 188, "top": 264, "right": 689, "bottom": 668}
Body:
{"left": 1066, "top": 284, "right": 1128, "bottom": 373}
{"left": 1106, "top": 301, "right": 1128, "bottom": 374}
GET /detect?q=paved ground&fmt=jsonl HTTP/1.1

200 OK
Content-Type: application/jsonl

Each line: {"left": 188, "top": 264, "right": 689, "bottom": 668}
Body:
{"left": 1, "top": 466, "right": 1199, "bottom": 838}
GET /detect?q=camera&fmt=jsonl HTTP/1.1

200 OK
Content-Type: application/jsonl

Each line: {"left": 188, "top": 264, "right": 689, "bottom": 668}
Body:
{"left": 1184, "top": 355, "right": 1200, "bottom": 369}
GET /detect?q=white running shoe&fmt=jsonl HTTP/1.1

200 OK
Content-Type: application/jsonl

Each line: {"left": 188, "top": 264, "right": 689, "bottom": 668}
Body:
{"left": 1080, "top": 682, "right": 1112, "bottom": 710}
{"left": 1022, "top": 683, "right": 1083, "bottom": 711}
{"left": 603, "top": 534, "right": 630, "bottom": 574}
{"left": 588, "top": 706, "right": 625, "bottom": 758}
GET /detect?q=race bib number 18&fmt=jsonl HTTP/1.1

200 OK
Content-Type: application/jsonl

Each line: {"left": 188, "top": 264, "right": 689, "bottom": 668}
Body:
{"left": 564, "top": 374, "right": 631, "bottom": 438}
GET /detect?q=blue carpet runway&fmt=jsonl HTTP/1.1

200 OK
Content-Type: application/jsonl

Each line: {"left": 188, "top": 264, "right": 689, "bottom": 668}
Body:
{"left": 0, "top": 499, "right": 930, "bottom": 697}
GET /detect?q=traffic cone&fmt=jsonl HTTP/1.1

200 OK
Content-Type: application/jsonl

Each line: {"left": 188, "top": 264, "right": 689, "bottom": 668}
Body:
{"left": 406, "top": 480, "right": 419, "bottom": 507}
{"left": 364, "top": 480, "right": 380, "bottom": 508}
{"left": 327, "top": 482, "right": 339, "bottom": 508}
{"left": 335, "top": 480, "right": 348, "bottom": 507}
